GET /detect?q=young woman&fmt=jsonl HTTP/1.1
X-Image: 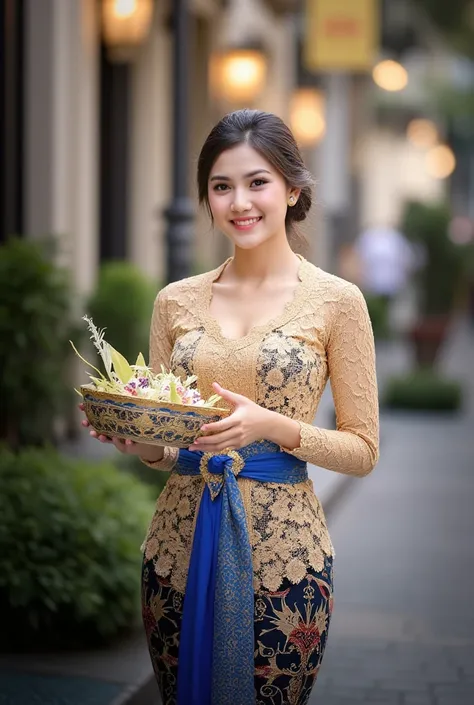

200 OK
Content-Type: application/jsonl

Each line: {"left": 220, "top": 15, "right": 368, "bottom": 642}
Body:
{"left": 81, "top": 109, "right": 379, "bottom": 705}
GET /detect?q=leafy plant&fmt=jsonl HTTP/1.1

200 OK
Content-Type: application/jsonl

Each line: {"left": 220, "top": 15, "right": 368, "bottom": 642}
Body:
{"left": 401, "top": 201, "right": 470, "bottom": 316}
{"left": 383, "top": 370, "right": 462, "bottom": 411}
{"left": 0, "top": 446, "right": 155, "bottom": 651}
{"left": 0, "top": 238, "right": 78, "bottom": 449}
{"left": 414, "top": 0, "right": 474, "bottom": 59}
{"left": 87, "top": 261, "right": 157, "bottom": 369}
{"left": 363, "top": 293, "right": 391, "bottom": 340}
{"left": 117, "top": 452, "right": 170, "bottom": 493}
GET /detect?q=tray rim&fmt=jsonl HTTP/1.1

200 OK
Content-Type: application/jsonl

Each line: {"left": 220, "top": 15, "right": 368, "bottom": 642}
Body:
{"left": 80, "top": 384, "right": 232, "bottom": 417}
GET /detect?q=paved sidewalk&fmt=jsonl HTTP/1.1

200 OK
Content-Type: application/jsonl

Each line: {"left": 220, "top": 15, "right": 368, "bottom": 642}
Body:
{"left": 0, "top": 629, "right": 151, "bottom": 705}
{"left": 308, "top": 318, "right": 474, "bottom": 705}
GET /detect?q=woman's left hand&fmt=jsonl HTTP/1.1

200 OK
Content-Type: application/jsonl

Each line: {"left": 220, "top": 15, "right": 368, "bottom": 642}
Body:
{"left": 188, "top": 383, "right": 272, "bottom": 453}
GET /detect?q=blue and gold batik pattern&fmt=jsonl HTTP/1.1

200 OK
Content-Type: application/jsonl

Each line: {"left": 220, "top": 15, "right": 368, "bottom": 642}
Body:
{"left": 142, "top": 555, "right": 333, "bottom": 705}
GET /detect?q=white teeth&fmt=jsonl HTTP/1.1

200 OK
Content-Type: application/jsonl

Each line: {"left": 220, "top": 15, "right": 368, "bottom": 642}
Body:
{"left": 234, "top": 217, "right": 260, "bottom": 226}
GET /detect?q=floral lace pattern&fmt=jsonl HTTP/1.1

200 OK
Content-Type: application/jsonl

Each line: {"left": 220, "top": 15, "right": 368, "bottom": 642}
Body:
{"left": 255, "top": 330, "right": 324, "bottom": 417}
{"left": 141, "top": 256, "right": 379, "bottom": 593}
{"left": 169, "top": 328, "right": 204, "bottom": 382}
{"left": 251, "top": 480, "right": 334, "bottom": 593}
{"left": 143, "top": 473, "right": 203, "bottom": 593}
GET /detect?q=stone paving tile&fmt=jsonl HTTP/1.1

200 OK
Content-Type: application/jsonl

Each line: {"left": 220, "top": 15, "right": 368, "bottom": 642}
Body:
{"left": 0, "top": 671, "right": 123, "bottom": 705}
{"left": 309, "top": 639, "right": 474, "bottom": 704}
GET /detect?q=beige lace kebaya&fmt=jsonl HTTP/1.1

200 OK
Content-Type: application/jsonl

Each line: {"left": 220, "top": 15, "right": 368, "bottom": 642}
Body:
{"left": 142, "top": 255, "right": 379, "bottom": 594}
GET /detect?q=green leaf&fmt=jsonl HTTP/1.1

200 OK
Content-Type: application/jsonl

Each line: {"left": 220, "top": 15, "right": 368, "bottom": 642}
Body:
{"left": 169, "top": 379, "right": 180, "bottom": 403}
{"left": 87, "top": 376, "right": 105, "bottom": 387}
{"left": 69, "top": 341, "right": 105, "bottom": 379}
{"left": 205, "top": 394, "right": 223, "bottom": 407}
{"left": 109, "top": 346, "right": 134, "bottom": 384}
{"left": 135, "top": 352, "right": 146, "bottom": 367}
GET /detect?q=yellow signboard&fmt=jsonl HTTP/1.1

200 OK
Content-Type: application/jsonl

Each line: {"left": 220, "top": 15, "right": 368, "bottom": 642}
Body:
{"left": 304, "top": 0, "right": 379, "bottom": 72}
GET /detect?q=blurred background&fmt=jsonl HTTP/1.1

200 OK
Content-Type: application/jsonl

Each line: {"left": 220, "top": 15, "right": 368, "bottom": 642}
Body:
{"left": 1, "top": 1, "right": 474, "bottom": 704}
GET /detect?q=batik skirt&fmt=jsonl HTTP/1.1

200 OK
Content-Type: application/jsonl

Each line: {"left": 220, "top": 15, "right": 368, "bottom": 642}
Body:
{"left": 141, "top": 555, "right": 334, "bottom": 705}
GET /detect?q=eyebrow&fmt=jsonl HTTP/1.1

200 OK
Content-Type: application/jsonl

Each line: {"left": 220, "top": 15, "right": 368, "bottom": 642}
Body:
{"left": 209, "top": 169, "right": 271, "bottom": 182}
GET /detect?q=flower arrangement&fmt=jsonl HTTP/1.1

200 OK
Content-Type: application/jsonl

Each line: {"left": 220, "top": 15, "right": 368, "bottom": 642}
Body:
{"left": 71, "top": 316, "right": 222, "bottom": 409}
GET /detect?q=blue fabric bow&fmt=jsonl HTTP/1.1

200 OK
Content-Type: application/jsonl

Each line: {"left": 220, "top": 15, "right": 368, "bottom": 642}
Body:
{"left": 175, "top": 446, "right": 308, "bottom": 705}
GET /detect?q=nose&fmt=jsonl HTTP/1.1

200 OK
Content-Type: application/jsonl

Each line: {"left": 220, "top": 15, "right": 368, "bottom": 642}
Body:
{"left": 231, "top": 190, "right": 251, "bottom": 213}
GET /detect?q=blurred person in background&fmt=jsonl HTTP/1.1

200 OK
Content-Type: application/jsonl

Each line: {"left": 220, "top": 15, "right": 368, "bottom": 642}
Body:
{"left": 80, "top": 109, "right": 379, "bottom": 705}
{"left": 355, "top": 222, "right": 418, "bottom": 302}
{"left": 355, "top": 222, "right": 420, "bottom": 333}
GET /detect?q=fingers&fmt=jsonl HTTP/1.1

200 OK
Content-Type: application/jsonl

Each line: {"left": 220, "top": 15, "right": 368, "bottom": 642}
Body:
{"left": 90, "top": 429, "right": 113, "bottom": 443}
{"left": 112, "top": 438, "right": 125, "bottom": 451}
{"left": 79, "top": 403, "right": 90, "bottom": 427}
{"left": 112, "top": 437, "right": 137, "bottom": 453}
{"left": 88, "top": 426, "right": 136, "bottom": 448}
{"left": 189, "top": 430, "right": 238, "bottom": 453}
{"left": 212, "top": 382, "right": 244, "bottom": 404}
{"left": 80, "top": 400, "right": 137, "bottom": 450}
{"left": 201, "top": 416, "right": 235, "bottom": 435}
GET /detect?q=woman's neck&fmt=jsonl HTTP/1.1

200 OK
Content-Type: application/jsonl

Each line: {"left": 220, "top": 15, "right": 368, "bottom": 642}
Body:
{"left": 228, "top": 240, "right": 301, "bottom": 283}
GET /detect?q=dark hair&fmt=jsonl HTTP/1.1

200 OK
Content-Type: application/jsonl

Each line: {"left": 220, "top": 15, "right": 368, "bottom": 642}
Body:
{"left": 197, "top": 109, "right": 314, "bottom": 243}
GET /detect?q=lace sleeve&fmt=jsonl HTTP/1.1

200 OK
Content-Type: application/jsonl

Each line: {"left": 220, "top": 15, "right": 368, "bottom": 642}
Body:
{"left": 281, "top": 284, "right": 379, "bottom": 477}
{"left": 141, "top": 287, "right": 179, "bottom": 472}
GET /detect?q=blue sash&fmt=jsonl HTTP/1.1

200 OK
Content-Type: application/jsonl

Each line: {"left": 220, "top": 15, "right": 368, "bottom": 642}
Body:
{"left": 175, "top": 444, "right": 308, "bottom": 705}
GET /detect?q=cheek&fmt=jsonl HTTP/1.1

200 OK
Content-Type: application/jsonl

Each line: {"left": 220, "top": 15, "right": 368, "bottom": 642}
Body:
{"left": 258, "top": 190, "right": 287, "bottom": 219}
{"left": 207, "top": 193, "right": 228, "bottom": 221}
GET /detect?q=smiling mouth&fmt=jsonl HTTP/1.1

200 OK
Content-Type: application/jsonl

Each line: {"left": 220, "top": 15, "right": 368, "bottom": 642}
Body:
{"left": 231, "top": 217, "right": 262, "bottom": 228}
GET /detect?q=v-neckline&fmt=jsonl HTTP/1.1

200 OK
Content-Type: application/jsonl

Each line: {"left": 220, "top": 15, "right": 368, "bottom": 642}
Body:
{"left": 200, "top": 254, "right": 308, "bottom": 346}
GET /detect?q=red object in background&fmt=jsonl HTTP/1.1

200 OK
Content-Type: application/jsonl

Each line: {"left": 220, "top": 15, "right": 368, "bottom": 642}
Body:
{"left": 324, "top": 18, "right": 361, "bottom": 38}
{"left": 409, "top": 315, "right": 451, "bottom": 367}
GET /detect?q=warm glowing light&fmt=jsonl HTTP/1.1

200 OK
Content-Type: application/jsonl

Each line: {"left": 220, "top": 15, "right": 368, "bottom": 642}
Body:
{"left": 290, "top": 88, "right": 326, "bottom": 146}
{"left": 114, "top": 0, "right": 136, "bottom": 18}
{"left": 372, "top": 59, "right": 408, "bottom": 92}
{"left": 407, "top": 119, "right": 439, "bottom": 149}
{"left": 209, "top": 49, "right": 267, "bottom": 105}
{"left": 102, "top": 0, "right": 153, "bottom": 61}
{"left": 425, "top": 145, "right": 456, "bottom": 179}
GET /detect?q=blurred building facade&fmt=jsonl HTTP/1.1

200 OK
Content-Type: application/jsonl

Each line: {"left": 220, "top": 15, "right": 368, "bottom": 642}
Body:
{"left": 1, "top": 0, "right": 300, "bottom": 294}
{"left": 1, "top": 0, "right": 461, "bottom": 295}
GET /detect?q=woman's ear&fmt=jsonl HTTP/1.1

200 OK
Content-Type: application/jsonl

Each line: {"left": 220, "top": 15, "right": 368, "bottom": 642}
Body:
{"left": 287, "top": 188, "right": 301, "bottom": 205}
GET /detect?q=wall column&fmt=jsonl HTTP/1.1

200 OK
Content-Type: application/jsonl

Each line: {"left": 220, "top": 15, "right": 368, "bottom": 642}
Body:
{"left": 24, "top": 0, "right": 99, "bottom": 296}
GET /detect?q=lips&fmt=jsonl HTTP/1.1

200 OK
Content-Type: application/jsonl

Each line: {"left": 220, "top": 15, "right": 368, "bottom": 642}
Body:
{"left": 230, "top": 216, "right": 262, "bottom": 230}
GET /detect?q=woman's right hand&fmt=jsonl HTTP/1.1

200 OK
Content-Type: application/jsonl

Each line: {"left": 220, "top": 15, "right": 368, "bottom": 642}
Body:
{"left": 79, "top": 402, "right": 113, "bottom": 443}
{"left": 78, "top": 403, "right": 165, "bottom": 463}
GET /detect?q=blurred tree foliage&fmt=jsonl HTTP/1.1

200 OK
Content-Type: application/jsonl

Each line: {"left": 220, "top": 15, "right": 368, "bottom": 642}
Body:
{"left": 414, "top": 0, "right": 474, "bottom": 59}
{"left": 0, "top": 238, "right": 78, "bottom": 449}
{"left": 401, "top": 200, "right": 471, "bottom": 316}
{"left": 86, "top": 261, "right": 158, "bottom": 369}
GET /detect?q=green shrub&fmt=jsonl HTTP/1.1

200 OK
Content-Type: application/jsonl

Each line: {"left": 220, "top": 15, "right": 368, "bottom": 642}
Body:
{"left": 116, "top": 453, "right": 170, "bottom": 494}
{"left": 0, "top": 446, "right": 155, "bottom": 651}
{"left": 363, "top": 293, "right": 390, "bottom": 340}
{"left": 0, "top": 238, "right": 77, "bottom": 448}
{"left": 383, "top": 370, "right": 462, "bottom": 411}
{"left": 401, "top": 200, "right": 472, "bottom": 316}
{"left": 87, "top": 262, "right": 157, "bottom": 366}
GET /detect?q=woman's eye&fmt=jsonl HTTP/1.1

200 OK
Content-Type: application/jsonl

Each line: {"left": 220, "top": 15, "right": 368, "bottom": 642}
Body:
{"left": 251, "top": 179, "right": 268, "bottom": 187}
{"left": 213, "top": 183, "right": 229, "bottom": 192}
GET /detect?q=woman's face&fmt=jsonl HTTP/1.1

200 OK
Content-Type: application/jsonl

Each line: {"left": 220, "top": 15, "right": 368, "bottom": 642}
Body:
{"left": 207, "top": 143, "right": 298, "bottom": 250}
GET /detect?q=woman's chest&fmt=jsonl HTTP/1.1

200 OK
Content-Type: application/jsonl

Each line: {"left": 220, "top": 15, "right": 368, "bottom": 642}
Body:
{"left": 169, "top": 324, "right": 328, "bottom": 413}
{"left": 208, "top": 284, "right": 298, "bottom": 341}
